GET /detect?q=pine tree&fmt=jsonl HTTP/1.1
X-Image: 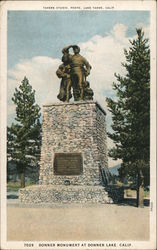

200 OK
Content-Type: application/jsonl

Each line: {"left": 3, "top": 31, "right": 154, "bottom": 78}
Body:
{"left": 7, "top": 77, "right": 41, "bottom": 188}
{"left": 106, "top": 29, "right": 150, "bottom": 207}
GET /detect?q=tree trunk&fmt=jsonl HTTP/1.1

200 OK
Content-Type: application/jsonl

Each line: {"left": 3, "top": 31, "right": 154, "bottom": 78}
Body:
{"left": 136, "top": 170, "right": 144, "bottom": 207}
{"left": 20, "top": 168, "right": 25, "bottom": 188}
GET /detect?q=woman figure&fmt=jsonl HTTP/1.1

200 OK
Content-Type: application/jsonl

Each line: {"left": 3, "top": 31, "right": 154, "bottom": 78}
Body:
{"left": 56, "top": 54, "right": 72, "bottom": 102}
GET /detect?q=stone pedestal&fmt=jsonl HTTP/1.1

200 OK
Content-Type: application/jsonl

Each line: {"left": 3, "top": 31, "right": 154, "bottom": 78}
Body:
{"left": 19, "top": 101, "right": 113, "bottom": 204}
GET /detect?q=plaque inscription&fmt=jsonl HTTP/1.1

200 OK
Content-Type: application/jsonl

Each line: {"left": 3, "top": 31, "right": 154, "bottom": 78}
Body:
{"left": 54, "top": 153, "right": 83, "bottom": 175}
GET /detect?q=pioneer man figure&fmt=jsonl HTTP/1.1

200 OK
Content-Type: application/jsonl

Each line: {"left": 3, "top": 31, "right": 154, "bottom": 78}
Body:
{"left": 62, "top": 45, "right": 91, "bottom": 101}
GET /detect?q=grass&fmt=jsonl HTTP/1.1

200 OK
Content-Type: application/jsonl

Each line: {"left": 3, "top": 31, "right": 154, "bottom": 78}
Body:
{"left": 124, "top": 189, "right": 150, "bottom": 198}
{"left": 7, "top": 181, "right": 35, "bottom": 191}
{"left": 144, "top": 190, "right": 150, "bottom": 198}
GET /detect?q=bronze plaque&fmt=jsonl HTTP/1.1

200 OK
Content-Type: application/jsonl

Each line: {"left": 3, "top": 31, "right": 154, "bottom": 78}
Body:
{"left": 54, "top": 153, "right": 83, "bottom": 175}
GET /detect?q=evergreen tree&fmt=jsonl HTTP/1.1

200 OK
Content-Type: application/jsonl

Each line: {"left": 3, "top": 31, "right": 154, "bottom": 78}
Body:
{"left": 7, "top": 77, "right": 41, "bottom": 188}
{"left": 106, "top": 29, "right": 150, "bottom": 207}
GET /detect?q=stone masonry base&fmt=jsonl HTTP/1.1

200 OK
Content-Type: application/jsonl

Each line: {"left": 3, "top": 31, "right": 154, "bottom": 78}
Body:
{"left": 19, "top": 101, "right": 113, "bottom": 205}
{"left": 19, "top": 185, "right": 113, "bottom": 204}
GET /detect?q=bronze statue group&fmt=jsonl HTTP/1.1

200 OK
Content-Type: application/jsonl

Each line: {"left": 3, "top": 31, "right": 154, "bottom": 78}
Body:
{"left": 56, "top": 45, "right": 94, "bottom": 102}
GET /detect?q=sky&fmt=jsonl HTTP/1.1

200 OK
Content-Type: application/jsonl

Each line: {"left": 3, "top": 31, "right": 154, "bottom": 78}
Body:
{"left": 7, "top": 10, "right": 150, "bottom": 167}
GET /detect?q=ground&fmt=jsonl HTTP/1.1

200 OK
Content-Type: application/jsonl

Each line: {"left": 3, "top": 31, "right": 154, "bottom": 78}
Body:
{"left": 7, "top": 200, "right": 149, "bottom": 241}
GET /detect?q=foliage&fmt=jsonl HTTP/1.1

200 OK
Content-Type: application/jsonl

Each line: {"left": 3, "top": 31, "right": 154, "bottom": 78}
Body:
{"left": 7, "top": 77, "right": 41, "bottom": 186}
{"left": 106, "top": 29, "right": 150, "bottom": 187}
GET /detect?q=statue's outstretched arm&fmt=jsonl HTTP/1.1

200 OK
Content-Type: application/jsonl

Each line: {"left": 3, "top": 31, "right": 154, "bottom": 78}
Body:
{"left": 62, "top": 45, "right": 73, "bottom": 54}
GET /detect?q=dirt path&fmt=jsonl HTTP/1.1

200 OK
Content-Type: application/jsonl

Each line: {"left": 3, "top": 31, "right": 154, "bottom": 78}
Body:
{"left": 7, "top": 203, "right": 149, "bottom": 241}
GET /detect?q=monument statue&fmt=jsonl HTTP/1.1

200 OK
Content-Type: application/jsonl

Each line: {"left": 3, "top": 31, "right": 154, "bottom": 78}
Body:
{"left": 56, "top": 45, "right": 94, "bottom": 102}
{"left": 19, "top": 46, "right": 113, "bottom": 206}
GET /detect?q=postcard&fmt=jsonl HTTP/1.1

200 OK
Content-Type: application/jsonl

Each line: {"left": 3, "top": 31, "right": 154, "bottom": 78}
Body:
{"left": 0, "top": 1, "right": 156, "bottom": 250}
